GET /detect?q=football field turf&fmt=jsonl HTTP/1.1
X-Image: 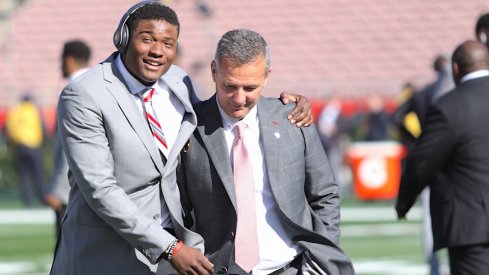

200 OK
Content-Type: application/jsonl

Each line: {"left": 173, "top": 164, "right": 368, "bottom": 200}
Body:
{"left": 0, "top": 206, "right": 448, "bottom": 275}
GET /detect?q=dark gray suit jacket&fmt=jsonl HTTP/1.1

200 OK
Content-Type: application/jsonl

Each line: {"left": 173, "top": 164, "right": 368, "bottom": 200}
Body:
{"left": 396, "top": 75, "right": 489, "bottom": 250}
{"left": 178, "top": 95, "right": 354, "bottom": 274}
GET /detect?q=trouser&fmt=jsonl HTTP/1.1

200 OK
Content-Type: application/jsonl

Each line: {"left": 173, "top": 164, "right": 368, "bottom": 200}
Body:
{"left": 448, "top": 243, "right": 489, "bottom": 275}
{"left": 16, "top": 145, "right": 45, "bottom": 206}
{"left": 54, "top": 204, "right": 67, "bottom": 240}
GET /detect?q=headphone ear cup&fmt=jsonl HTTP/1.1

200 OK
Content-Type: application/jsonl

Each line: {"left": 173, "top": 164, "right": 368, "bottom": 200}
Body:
{"left": 113, "top": 28, "right": 122, "bottom": 51}
{"left": 120, "top": 24, "right": 129, "bottom": 52}
{"left": 113, "top": 1, "right": 160, "bottom": 52}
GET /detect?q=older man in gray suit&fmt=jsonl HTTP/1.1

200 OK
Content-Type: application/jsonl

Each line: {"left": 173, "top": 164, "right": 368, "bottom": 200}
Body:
{"left": 178, "top": 29, "right": 354, "bottom": 275}
{"left": 50, "top": 2, "right": 313, "bottom": 275}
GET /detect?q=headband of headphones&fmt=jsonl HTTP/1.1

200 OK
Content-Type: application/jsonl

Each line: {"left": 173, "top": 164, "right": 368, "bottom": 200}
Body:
{"left": 113, "top": 1, "right": 162, "bottom": 52}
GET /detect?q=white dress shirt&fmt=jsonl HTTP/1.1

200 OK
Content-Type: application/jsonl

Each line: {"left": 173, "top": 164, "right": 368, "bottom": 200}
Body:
{"left": 217, "top": 101, "right": 301, "bottom": 274}
{"left": 69, "top": 68, "right": 89, "bottom": 82}
{"left": 115, "top": 54, "right": 185, "bottom": 228}
{"left": 460, "top": 69, "right": 489, "bottom": 83}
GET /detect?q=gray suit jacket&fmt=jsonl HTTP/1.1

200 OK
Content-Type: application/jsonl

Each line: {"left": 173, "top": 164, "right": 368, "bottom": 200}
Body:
{"left": 51, "top": 53, "right": 204, "bottom": 275}
{"left": 178, "top": 95, "right": 354, "bottom": 275}
{"left": 48, "top": 129, "right": 70, "bottom": 204}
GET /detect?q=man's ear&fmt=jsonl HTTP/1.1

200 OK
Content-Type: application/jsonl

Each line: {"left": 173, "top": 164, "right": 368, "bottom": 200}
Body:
{"left": 452, "top": 62, "right": 460, "bottom": 85}
{"left": 211, "top": 60, "right": 217, "bottom": 82}
{"left": 263, "top": 68, "right": 272, "bottom": 87}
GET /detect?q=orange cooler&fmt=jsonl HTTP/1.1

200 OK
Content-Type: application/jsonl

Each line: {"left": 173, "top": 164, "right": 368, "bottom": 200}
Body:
{"left": 347, "top": 142, "right": 406, "bottom": 200}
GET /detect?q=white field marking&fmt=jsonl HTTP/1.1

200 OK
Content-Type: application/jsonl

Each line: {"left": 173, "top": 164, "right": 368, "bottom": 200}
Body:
{"left": 354, "top": 259, "right": 427, "bottom": 275}
{"left": 0, "top": 209, "right": 54, "bottom": 224}
{"left": 341, "top": 206, "right": 422, "bottom": 222}
{"left": 0, "top": 262, "right": 38, "bottom": 275}
{"left": 0, "top": 206, "right": 421, "bottom": 224}
{"left": 341, "top": 223, "right": 420, "bottom": 238}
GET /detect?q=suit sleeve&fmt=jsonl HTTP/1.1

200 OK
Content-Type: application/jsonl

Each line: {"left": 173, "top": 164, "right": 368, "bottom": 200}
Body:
{"left": 47, "top": 129, "right": 70, "bottom": 203}
{"left": 58, "top": 83, "right": 173, "bottom": 264}
{"left": 302, "top": 124, "right": 341, "bottom": 244}
{"left": 396, "top": 105, "right": 456, "bottom": 218}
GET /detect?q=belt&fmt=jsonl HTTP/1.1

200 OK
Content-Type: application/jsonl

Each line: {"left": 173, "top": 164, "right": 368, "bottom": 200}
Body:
{"left": 267, "top": 255, "right": 302, "bottom": 275}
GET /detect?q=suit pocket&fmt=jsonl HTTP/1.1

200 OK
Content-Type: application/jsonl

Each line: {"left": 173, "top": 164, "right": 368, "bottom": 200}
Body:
{"left": 77, "top": 201, "right": 109, "bottom": 227}
{"left": 77, "top": 183, "right": 160, "bottom": 226}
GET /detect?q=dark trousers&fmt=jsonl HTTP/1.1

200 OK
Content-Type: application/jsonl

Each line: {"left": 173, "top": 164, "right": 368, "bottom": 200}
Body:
{"left": 448, "top": 243, "right": 489, "bottom": 275}
{"left": 54, "top": 204, "right": 67, "bottom": 240}
{"left": 16, "top": 145, "right": 45, "bottom": 206}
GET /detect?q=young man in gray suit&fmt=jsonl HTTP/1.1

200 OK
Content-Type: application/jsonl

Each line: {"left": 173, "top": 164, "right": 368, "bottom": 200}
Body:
{"left": 50, "top": 2, "right": 312, "bottom": 275}
{"left": 178, "top": 29, "right": 354, "bottom": 275}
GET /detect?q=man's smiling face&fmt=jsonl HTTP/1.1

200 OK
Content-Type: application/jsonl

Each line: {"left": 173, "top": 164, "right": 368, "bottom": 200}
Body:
{"left": 122, "top": 19, "right": 178, "bottom": 85}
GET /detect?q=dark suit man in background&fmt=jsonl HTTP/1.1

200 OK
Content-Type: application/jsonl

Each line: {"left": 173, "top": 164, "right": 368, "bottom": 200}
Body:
{"left": 396, "top": 40, "right": 489, "bottom": 275}
{"left": 178, "top": 29, "right": 354, "bottom": 275}
{"left": 393, "top": 54, "right": 454, "bottom": 275}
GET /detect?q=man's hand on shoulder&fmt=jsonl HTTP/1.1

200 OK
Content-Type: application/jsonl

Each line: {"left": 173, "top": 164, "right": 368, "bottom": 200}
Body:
{"left": 170, "top": 244, "right": 214, "bottom": 275}
{"left": 279, "top": 92, "right": 313, "bottom": 127}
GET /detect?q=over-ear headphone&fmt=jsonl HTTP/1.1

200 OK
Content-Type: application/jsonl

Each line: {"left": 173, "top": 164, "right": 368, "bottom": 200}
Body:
{"left": 113, "top": 1, "right": 161, "bottom": 52}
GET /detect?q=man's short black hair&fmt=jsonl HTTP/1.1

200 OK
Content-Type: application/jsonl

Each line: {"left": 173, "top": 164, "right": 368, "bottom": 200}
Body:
{"left": 476, "top": 13, "right": 489, "bottom": 34}
{"left": 127, "top": 2, "right": 180, "bottom": 36}
{"left": 62, "top": 40, "right": 91, "bottom": 64}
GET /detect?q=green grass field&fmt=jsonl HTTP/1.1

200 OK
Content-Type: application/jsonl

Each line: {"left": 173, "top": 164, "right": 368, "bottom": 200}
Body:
{"left": 0, "top": 224, "right": 54, "bottom": 274}
{"left": 0, "top": 196, "right": 448, "bottom": 275}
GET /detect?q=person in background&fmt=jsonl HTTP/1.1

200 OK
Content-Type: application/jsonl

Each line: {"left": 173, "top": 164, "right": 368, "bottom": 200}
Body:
{"left": 476, "top": 12, "right": 489, "bottom": 49}
{"left": 396, "top": 40, "right": 489, "bottom": 275}
{"left": 364, "top": 94, "right": 390, "bottom": 141}
{"left": 5, "top": 93, "right": 45, "bottom": 207}
{"left": 44, "top": 39, "right": 91, "bottom": 240}
{"left": 177, "top": 28, "right": 354, "bottom": 275}
{"left": 393, "top": 54, "right": 454, "bottom": 275}
{"left": 50, "top": 1, "right": 313, "bottom": 275}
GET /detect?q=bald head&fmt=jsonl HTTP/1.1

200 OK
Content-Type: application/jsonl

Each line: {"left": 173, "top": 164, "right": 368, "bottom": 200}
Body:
{"left": 452, "top": 40, "right": 489, "bottom": 85}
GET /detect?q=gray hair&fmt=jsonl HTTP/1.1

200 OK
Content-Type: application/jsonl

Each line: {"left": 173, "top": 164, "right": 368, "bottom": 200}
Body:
{"left": 214, "top": 29, "right": 271, "bottom": 75}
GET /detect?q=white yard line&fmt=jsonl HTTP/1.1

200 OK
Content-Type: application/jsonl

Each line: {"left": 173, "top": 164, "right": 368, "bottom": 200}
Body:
{"left": 0, "top": 206, "right": 421, "bottom": 224}
{"left": 0, "top": 209, "right": 55, "bottom": 224}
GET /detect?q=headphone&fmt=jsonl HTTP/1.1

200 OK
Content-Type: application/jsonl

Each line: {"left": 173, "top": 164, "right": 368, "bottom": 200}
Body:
{"left": 113, "top": 1, "right": 162, "bottom": 52}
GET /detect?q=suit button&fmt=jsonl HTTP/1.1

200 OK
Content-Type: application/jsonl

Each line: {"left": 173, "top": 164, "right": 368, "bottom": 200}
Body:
{"left": 153, "top": 214, "right": 161, "bottom": 220}
{"left": 217, "top": 267, "right": 228, "bottom": 274}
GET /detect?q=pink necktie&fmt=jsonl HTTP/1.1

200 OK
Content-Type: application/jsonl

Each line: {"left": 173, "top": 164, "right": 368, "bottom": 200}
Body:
{"left": 142, "top": 88, "right": 168, "bottom": 156}
{"left": 233, "top": 122, "right": 259, "bottom": 273}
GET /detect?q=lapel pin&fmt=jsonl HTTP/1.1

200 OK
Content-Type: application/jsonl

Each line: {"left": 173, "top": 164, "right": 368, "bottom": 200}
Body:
{"left": 272, "top": 121, "right": 279, "bottom": 125}
{"left": 274, "top": 132, "right": 281, "bottom": 139}
{"left": 183, "top": 139, "right": 190, "bottom": 152}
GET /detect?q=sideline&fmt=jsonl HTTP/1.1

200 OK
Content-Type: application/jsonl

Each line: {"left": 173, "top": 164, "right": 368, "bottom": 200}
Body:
{"left": 0, "top": 206, "right": 421, "bottom": 224}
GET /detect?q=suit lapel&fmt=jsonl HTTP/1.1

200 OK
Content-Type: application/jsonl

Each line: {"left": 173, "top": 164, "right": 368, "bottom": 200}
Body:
{"left": 257, "top": 97, "right": 286, "bottom": 205}
{"left": 161, "top": 72, "right": 197, "bottom": 172}
{"left": 103, "top": 57, "right": 165, "bottom": 173}
{"left": 198, "top": 96, "right": 237, "bottom": 209}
